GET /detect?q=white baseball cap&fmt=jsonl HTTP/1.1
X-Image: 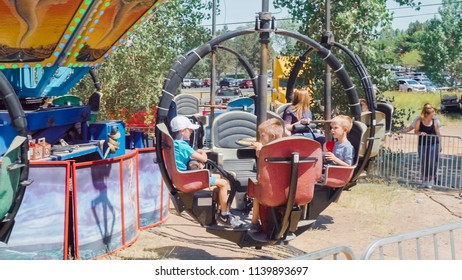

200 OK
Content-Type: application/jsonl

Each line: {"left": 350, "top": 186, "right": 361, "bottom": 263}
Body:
{"left": 170, "top": 115, "right": 200, "bottom": 132}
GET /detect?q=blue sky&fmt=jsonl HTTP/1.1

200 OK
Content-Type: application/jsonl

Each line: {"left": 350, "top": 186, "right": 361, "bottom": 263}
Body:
{"left": 204, "top": 0, "right": 442, "bottom": 30}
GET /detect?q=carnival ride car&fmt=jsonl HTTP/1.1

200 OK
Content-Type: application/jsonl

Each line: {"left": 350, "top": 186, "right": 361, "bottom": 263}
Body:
{"left": 0, "top": 0, "right": 393, "bottom": 258}
{"left": 154, "top": 4, "right": 393, "bottom": 248}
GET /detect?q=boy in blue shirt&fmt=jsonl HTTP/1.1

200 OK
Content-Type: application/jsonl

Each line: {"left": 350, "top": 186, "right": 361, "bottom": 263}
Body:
{"left": 170, "top": 115, "right": 240, "bottom": 227}
{"left": 324, "top": 115, "right": 355, "bottom": 166}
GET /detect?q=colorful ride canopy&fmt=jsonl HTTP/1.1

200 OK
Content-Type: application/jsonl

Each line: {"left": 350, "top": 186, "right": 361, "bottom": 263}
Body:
{"left": 0, "top": 0, "right": 164, "bottom": 97}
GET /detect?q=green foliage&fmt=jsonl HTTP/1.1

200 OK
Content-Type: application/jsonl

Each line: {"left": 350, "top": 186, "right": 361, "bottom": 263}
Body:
{"left": 381, "top": 90, "right": 462, "bottom": 130}
{"left": 400, "top": 49, "right": 422, "bottom": 68}
{"left": 70, "top": 0, "right": 213, "bottom": 123}
{"left": 274, "top": 0, "right": 418, "bottom": 115}
{"left": 419, "top": 0, "right": 462, "bottom": 87}
{"left": 213, "top": 24, "right": 277, "bottom": 79}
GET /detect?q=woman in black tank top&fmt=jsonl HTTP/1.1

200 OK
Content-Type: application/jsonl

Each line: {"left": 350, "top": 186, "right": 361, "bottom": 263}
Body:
{"left": 415, "top": 105, "right": 441, "bottom": 187}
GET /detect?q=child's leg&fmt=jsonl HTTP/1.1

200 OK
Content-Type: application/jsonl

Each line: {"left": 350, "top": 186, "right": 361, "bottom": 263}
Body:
{"left": 251, "top": 199, "right": 260, "bottom": 224}
{"left": 214, "top": 178, "right": 230, "bottom": 212}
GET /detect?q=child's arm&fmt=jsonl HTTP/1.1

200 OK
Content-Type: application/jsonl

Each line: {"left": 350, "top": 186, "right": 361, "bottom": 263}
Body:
{"left": 324, "top": 152, "right": 351, "bottom": 166}
{"left": 324, "top": 143, "right": 354, "bottom": 166}
{"left": 250, "top": 141, "right": 263, "bottom": 157}
{"left": 191, "top": 149, "right": 208, "bottom": 163}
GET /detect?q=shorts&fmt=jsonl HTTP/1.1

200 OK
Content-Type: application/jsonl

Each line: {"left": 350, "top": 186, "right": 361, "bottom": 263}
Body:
{"left": 209, "top": 176, "right": 216, "bottom": 185}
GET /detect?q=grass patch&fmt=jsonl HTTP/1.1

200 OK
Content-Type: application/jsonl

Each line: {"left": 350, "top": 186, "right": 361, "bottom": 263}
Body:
{"left": 335, "top": 183, "right": 408, "bottom": 225}
{"left": 337, "top": 183, "right": 401, "bottom": 210}
{"left": 383, "top": 90, "right": 462, "bottom": 126}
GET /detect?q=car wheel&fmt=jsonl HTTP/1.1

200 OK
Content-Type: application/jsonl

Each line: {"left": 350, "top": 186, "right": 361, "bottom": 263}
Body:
{"left": 407, "top": 89, "right": 412, "bottom": 92}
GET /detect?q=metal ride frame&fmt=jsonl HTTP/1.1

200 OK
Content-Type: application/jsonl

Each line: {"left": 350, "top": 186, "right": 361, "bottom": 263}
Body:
{"left": 153, "top": 2, "right": 379, "bottom": 247}
{"left": 0, "top": 0, "right": 383, "bottom": 253}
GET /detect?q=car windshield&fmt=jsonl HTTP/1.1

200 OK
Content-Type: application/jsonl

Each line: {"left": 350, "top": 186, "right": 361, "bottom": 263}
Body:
{"left": 217, "top": 89, "right": 239, "bottom": 96}
{"left": 407, "top": 80, "right": 419, "bottom": 84}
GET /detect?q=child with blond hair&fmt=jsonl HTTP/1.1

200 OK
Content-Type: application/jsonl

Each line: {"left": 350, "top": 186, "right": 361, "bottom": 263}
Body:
{"left": 324, "top": 115, "right": 355, "bottom": 166}
{"left": 249, "top": 118, "right": 285, "bottom": 232}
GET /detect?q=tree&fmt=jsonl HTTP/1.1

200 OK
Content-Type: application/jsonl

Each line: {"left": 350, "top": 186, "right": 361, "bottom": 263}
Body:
{"left": 400, "top": 49, "right": 422, "bottom": 69}
{"left": 419, "top": 0, "right": 462, "bottom": 86}
{"left": 273, "top": 0, "right": 419, "bottom": 112}
{"left": 272, "top": 19, "right": 301, "bottom": 55}
{"left": 70, "top": 0, "right": 213, "bottom": 122}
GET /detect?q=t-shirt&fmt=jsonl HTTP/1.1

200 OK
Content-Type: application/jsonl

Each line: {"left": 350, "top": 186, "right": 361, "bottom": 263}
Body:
{"left": 333, "top": 141, "right": 355, "bottom": 166}
{"left": 282, "top": 105, "right": 313, "bottom": 125}
{"left": 173, "top": 139, "right": 195, "bottom": 171}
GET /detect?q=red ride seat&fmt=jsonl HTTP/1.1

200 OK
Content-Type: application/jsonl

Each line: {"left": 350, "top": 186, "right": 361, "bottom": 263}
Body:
{"left": 320, "top": 121, "right": 367, "bottom": 188}
{"left": 158, "top": 123, "right": 209, "bottom": 192}
{"left": 248, "top": 136, "right": 323, "bottom": 207}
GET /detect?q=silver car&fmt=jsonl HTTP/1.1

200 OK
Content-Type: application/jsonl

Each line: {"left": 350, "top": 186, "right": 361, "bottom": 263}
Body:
{"left": 397, "top": 79, "right": 426, "bottom": 92}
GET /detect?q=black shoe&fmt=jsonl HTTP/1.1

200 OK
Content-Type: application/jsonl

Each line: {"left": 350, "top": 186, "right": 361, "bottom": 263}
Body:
{"left": 217, "top": 213, "right": 241, "bottom": 228}
{"left": 249, "top": 222, "right": 262, "bottom": 233}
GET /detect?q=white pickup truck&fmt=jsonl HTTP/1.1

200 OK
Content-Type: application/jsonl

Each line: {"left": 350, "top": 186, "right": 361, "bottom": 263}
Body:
{"left": 182, "top": 79, "right": 192, "bottom": 88}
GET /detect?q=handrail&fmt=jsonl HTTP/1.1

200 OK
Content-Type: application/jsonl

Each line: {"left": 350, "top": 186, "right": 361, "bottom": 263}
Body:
{"left": 362, "top": 220, "right": 462, "bottom": 260}
{"left": 289, "top": 244, "right": 356, "bottom": 260}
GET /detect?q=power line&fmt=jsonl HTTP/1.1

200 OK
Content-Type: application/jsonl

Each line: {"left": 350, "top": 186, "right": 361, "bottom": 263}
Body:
{"left": 203, "top": 12, "right": 438, "bottom": 28}
{"left": 389, "top": 1, "right": 462, "bottom": 11}
{"left": 388, "top": 2, "right": 443, "bottom": 10}
{"left": 203, "top": 2, "right": 452, "bottom": 28}
{"left": 394, "top": 12, "right": 439, "bottom": 19}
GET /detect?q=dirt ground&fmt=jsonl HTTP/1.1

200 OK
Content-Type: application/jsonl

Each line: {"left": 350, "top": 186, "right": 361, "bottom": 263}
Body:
{"left": 106, "top": 183, "right": 462, "bottom": 260}
{"left": 106, "top": 125, "right": 462, "bottom": 260}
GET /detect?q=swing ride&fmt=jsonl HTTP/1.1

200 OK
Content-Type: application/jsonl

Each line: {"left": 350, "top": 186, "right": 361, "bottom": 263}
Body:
{"left": 0, "top": 0, "right": 392, "bottom": 258}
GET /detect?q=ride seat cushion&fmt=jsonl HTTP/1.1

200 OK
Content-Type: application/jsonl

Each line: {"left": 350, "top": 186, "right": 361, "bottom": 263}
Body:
{"left": 252, "top": 137, "right": 322, "bottom": 207}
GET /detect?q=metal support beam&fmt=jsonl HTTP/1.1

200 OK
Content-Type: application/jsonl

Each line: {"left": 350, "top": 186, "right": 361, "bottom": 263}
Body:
{"left": 257, "top": 0, "right": 271, "bottom": 139}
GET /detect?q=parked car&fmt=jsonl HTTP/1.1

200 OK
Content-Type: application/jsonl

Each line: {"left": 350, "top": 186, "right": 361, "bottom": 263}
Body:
{"left": 238, "top": 79, "right": 253, "bottom": 89}
{"left": 415, "top": 78, "right": 437, "bottom": 92}
{"left": 182, "top": 79, "right": 192, "bottom": 89}
{"left": 412, "top": 72, "right": 427, "bottom": 79}
{"left": 215, "top": 87, "right": 242, "bottom": 104}
{"left": 397, "top": 79, "right": 426, "bottom": 92}
{"left": 191, "top": 79, "right": 204, "bottom": 88}
{"left": 219, "top": 77, "right": 238, "bottom": 88}
{"left": 203, "top": 78, "right": 211, "bottom": 87}
{"left": 440, "top": 94, "right": 460, "bottom": 113}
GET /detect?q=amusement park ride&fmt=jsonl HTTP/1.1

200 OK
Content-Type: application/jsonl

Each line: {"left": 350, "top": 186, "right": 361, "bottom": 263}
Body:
{"left": 0, "top": 0, "right": 393, "bottom": 259}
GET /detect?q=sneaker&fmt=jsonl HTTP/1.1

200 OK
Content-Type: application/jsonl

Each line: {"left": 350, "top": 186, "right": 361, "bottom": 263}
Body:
{"left": 217, "top": 213, "right": 241, "bottom": 228}
{"left": 422, "top": 180, "right": 433, "bottom": 189}
{"left": 424, "top": 181, "right": 433, "bottom": 189}
{"left": 419, "top": 180, "right": 429, "bottom": 188}
{"left": 249, "top": 222, "right": 262, "bottom": 233}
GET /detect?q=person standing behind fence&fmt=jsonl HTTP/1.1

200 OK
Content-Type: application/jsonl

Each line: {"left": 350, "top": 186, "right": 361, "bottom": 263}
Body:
{"left": 415, "top": 104, "right": 441, "bottom": 188}
{"left": 397, "top": 103, "right": 441, "bottom": 134}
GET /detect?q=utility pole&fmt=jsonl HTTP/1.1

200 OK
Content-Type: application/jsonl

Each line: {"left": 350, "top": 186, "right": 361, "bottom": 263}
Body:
{"left": 209, "top": 0, "right": 217, "bottom": 134}
{"left": 323, "top": 0, "right": 332, "bottom": 140}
